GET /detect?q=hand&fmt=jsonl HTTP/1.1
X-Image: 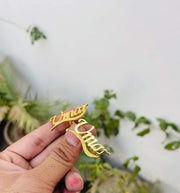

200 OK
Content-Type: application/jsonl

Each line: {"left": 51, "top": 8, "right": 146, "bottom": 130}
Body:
{"left": 0, "top": 118, "right": 94, "bottom": 193}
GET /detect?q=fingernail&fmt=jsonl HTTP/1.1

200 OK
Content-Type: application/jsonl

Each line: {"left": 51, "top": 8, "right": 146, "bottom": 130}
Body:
{"left": 69, "top": 172, "right": 83, "bottom": 189}
{"left": 65, "top": 130, "right": 80, "bottom": 147}
{"left": 70, "top": 173, "right": 82, "bottom": 187}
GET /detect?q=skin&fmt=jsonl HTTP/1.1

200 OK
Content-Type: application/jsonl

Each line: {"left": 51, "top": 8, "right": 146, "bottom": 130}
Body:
{"left": 0, "top": 118, "right": 95, "bottom": 193}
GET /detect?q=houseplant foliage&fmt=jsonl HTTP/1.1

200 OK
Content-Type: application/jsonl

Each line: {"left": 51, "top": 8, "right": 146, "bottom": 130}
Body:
{"left": 78, "top": 155, "right": 162, "bottom": 193}
{"left": 27, "top": 26, "right": 46, "bottom": 44}
{"left": 84, "top": 90, "right": 120, "bottom": 137}
{"left": 85, "top": 90, "right": 180, "bottom": 151}
{"left": 0, "top": 18, "right": 46, "bottom": 45}
{"left": 0, "top": 58, "right": 68, "bottom": 138}
{"left": 77, "top": 92, "right": 155, "bottom": 192}
{"left": 77, "top": 89, "right": 180, "bottom": 192}
{"left": 0, "top": 58, "right": 39, "bottom": 133}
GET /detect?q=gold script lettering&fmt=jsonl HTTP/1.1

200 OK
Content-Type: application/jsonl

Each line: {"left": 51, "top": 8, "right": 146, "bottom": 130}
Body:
{"left": 50, "top": 104, "right": 88, "bottom": 130}
{"left": 72, "top": 119, "right": 110, "bottom": 158}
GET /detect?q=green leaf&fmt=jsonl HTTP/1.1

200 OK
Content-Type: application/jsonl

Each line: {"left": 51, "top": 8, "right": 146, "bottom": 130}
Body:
{"left": 137, "top": 128, "right": 150, "bottom": 137}
{"left": 157, "top": 119, "right": 180, "bottom": 134}
{"left": 0, "top": 106, "right": 9, "bottom": 121}
{"left": 8, "top": 103, "right": 40, "bottom": 134}
{"left": 103, "top": 163, "right": 112, "bottom": 170}
{"left": 125, "top": 111, "right": 136, "bottom": 121}
{"left": 129, "top": 165, "right": 141, "bottom": 182}
{"left": 168, "top": 123, "right": 179, "bottom": 133}
{"left": 28, "top": 26, "right": 46, "bottom": 45}
{"left": 133, "top": 156, "right": 139, "bottom": 161}
{"left": 0, "top": 58, "right": 17, "bottom": 101}
{"left": 104, "top": 90, "right": 117, "bottom": 99}
{"left": 123, "top": 156, "right": 141, "bottom": 183}
{"left": 164, "top": 141, "right": 180, "bottom": 150}
{"left": 91, "top": 109, "right": 102, "bottom": 119}
{"left": 123, "top": 156, "right": 139, "bottom": 169}
{"left": 94, "top": 98, "right": 109, "bottom": 110}
{"left": 114, "top": 110, "right": 124, "bottom": 118}
{"left": 105, "top": 118, "right": 119, "bottom": 137}
{"left": 134, "top": 117, "right": 151, "bottom": 128}
{"left": 123, "top": 162, "right": 128, "bottom": 169}
{"left": 157, "top": 118, "right": 168, "bottom": 131}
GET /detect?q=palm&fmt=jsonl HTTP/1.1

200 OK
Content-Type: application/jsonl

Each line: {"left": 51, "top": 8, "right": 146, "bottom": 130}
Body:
{"left": 0, "top": 121, "right": 74, "bottom": 192}
{"left": 0, "top": 155, "right": 26, "bottom": 191}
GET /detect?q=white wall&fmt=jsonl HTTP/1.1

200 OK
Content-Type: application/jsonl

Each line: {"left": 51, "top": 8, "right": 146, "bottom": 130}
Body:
{"left": 0, "top": 0, "right": 180, "bottom": 192}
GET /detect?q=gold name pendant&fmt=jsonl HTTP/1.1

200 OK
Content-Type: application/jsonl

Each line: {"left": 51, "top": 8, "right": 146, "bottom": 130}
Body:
{"left": 50, "top": 103, "right": 88, "bottom": 130}
{"left": 67, "top": 119, "right": 110, "bottom": 158}
{"left": 49, "top": 104, "right": 110, "bottom": 158}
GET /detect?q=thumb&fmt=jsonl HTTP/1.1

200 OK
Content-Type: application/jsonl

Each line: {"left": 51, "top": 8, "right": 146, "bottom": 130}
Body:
{"left": 30, "top": 125, "right": 82, "bottom": 187}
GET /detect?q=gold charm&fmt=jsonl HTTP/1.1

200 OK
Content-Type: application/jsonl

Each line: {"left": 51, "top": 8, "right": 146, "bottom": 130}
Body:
{"left": 66, "top": 119, "right": 110, "bottom": 158}
{"left": 49, "top": 104, "right": 111, "bottom": 158}
{"left": 50, "top": 103, "right": 88, "bottom": 130}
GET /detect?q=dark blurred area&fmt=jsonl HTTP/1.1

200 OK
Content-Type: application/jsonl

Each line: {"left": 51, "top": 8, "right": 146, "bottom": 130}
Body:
{"left": 0, "top": 121, "right": 8, "bottom": 151}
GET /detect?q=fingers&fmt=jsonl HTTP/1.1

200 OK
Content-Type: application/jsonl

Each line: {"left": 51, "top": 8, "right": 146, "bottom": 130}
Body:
{"left": 27, "top": 124, "right": 83, "bottom": 188}
{"left": 6, "top": 117, "right": 69, "bottom": 160}
{"left": 30, "top": 124, "right": 96, "bottom": 168}
{"left": 29, "top": 132, "right": 63, "bottom": 167}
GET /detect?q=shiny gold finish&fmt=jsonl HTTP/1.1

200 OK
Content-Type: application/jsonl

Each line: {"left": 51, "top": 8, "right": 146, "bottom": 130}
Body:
{"left": 50, "top": 103, "right": 88, "bottom": 130}
{"left": 67, "top": 119, "right": 110, "bottom": 158}
{"left": 49, "top": 104, "right": 110, "bottom": 158}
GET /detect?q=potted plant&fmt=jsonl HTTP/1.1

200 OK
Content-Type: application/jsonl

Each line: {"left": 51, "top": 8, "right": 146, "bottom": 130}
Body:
{"left": 74, "top": 152, "right": 161, "bottom": 193}
{"left": 0, "top": 58, "right": 69, "bottom": 144}
{"left": 78, "top": 159, "right": 161, "bottom": 193}
{"left": 78, "top": 90, "right": 163, "bottom": 193}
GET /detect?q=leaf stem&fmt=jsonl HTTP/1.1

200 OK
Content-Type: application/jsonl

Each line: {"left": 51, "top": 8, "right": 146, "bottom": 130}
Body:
{"left": 0, "top": 18, "right": 26, "bottom": 31}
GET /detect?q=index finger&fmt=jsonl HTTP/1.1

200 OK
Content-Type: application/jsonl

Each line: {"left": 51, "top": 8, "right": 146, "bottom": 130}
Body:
{"left": 6, "top": 120, "right": 69, "bottom": 160}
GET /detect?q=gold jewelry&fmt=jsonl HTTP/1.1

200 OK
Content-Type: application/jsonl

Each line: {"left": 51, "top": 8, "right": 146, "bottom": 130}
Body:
{"left": 66, "top": 119, "right": 110, "bottom": 158}
{"left": 50, "top": 103, "right": 88, "bottom": 130}
{"left": 49, "top": 104, "right": 110, "bottom": 158}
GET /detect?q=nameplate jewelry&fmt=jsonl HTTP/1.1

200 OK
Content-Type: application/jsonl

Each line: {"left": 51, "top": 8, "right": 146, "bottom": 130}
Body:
{"left": 66, "top": 119, "right": 110, "bottom": 158}
{"left": 49, "top": 104, "right": 111, "bottom": 158}
{"left": 50, "top": 103, "right": 88, "bottom": 130}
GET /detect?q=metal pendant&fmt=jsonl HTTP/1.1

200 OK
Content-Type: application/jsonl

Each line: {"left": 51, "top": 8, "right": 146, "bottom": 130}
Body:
{"left": 49, "top": 104, "right": 110, "bottom": 158}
